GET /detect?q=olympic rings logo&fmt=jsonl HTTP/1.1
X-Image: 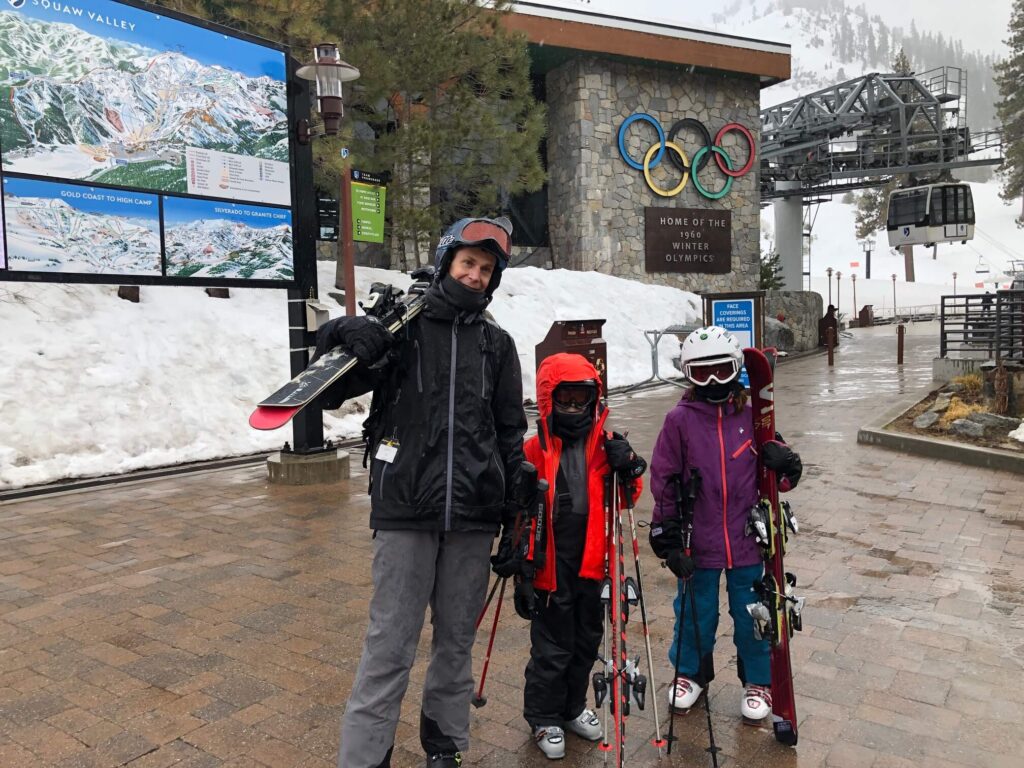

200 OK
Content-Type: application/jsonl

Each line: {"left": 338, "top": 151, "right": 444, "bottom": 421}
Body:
{"left": 616, "top": 113, "right": 756, "bottom": 200}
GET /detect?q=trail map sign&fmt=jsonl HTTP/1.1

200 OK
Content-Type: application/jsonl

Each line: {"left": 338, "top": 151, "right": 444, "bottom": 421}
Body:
{"left": 0, "top": 0, "right": 297, "bottom": 287}
{"left": 350, "top": 170, "right": 385, "bottom": 244}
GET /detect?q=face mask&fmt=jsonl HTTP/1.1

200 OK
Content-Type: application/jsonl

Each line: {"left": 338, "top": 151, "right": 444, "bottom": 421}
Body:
{"left": 439, "top": 273, "right": 489, "bottom": 312}
{"left": 552, "top": 409, "right": 593, "bottom": 441}
{"left": 694, "top": 381, "right": 735, "bottom": 404}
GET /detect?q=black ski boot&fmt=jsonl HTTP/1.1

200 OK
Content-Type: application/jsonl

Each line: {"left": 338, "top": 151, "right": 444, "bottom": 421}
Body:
{"left": 426, "top": 753, "right": 462, "bottom": 767}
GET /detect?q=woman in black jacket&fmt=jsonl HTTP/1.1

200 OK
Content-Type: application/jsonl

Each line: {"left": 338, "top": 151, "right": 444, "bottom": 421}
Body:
{"left": 324, "top": 217, "right": 527, "bottom": 768}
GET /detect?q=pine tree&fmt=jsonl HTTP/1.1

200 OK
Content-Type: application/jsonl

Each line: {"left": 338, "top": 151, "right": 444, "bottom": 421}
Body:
{"left": 892, "top": 47, "right": 912, "bottom": 75}
{"left": 995, "top": 0, "right": 1024, "bottom": 224}
{"left": 329, "top": 0, "right": 546, "bottom": 269}
{"left": 759, "top": 251, "right": 785, "bottom": 290}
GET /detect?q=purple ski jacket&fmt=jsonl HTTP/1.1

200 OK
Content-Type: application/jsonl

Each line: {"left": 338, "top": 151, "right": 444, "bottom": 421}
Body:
{"left": 649, "top": 395, "right": 761, "bottom": 570}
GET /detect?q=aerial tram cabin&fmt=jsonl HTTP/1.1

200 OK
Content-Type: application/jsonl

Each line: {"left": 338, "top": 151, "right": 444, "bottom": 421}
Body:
{"left": 886, "top": 182, "right": 975, "bottom": 248}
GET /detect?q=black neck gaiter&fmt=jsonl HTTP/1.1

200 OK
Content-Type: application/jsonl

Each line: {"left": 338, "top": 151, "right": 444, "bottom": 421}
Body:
{"left": 552, "top": 410, "right": 593, "bottom": 442}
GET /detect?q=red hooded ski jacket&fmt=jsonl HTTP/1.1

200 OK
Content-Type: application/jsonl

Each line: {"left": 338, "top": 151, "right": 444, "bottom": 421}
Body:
{"left": 523, "top": 353, "right": 642, "bottom": 592}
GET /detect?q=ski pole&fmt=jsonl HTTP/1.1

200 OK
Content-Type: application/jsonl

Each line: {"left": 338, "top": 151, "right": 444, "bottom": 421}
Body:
{"left": 612, "top": 472, "right": 627, "bottom": 768}
{"left": 472, "top": 576, "right": 507, "bottom": 708}
{"left": 597, "top": 473, "right": 613, "bottom": 757}
{"left": 689, "top": 585, "right": 720, "bottom": 767}
{"left": 666, "top": 474, "right": 688, "bottom": 756}
{"left": 621, "top": 475, "right": 665, "bottom": 754}
{"left": 474, "top": 576, "right": 502, "bottom": 632}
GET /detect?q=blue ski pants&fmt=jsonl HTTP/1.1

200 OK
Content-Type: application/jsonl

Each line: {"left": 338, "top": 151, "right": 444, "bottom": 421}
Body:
{"left": 668, "top": 564, "right": 770, "bottom": 686}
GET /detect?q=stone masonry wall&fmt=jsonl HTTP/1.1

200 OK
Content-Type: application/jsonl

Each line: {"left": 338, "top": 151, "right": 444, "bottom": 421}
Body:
{"left": 766, "top": 290, "right": 824, "bottom": 352}
{"left": 546, "top": 57, "right": 761, "bottom": 294}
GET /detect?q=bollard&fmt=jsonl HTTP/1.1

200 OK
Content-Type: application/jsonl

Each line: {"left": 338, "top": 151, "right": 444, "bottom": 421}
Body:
{"left": 826, "top": 326, "right": 835, "bottom": 367}
{"left": 897, "top": 323, "right": 905, "bottom": 365}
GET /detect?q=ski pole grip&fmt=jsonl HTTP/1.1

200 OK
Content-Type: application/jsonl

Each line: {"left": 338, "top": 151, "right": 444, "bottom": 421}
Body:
{"left": 513, "top": 462, "right": 539, "bottom": 512}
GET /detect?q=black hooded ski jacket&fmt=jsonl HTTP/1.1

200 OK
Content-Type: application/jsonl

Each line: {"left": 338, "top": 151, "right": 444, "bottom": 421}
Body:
{"left": 321, "top": 285, "right": 527, "bottom": 533}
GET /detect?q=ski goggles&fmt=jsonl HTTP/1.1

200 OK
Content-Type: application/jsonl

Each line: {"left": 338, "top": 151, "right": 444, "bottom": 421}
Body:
{"left": 552, "top": 383, "right": 597, "bottom": 412}
{"left": 683, "top": 356, "right": 741, "bottom": 386}
{"left": 460, "top": 219, "right": 512, "bottom": 261}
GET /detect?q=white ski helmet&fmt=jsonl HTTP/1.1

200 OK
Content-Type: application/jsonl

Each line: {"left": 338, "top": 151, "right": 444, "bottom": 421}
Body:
{"left": 680, "top": 326, "right": 743, "bottom": 386}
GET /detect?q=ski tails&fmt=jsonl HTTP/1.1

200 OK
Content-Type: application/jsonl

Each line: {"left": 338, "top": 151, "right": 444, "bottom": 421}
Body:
{"left": 249, "top": 275, "right": 432, "bottom": 431}
{"left": 743, "top": 347, "right": 802, "bottom": 747}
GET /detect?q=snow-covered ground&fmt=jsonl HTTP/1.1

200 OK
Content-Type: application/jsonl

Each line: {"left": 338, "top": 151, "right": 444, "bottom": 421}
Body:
{"left": 0, "top": 264, "right": 703, "bottom": 489}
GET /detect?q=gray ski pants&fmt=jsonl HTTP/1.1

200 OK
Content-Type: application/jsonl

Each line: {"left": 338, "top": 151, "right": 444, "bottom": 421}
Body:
{"left": 337, "top": 530, "right": 493, "bottom": 768}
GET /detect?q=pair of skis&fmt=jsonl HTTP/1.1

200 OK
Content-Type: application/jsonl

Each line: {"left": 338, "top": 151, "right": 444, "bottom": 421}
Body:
{"left": 248, "top": 270, "right": 434, "bottom": 432}
{"left": 743, "top": 347, "right": 804, "bottom": 747}
{"left": 593, "top": 473, "right": 666, "bottom": 766}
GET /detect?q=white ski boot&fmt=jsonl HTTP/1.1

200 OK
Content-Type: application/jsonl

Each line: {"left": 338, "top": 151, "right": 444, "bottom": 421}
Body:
{"left": 740, "top": 684, "right": 772, "bottom": 724}
{"left": 667, "top": 675, "right": 702, "bottom": 712}
{"left": 565, "top": 708, "right": 602, "bottom": 741}
{"left": 534, "top": 725, "right": 566, "bottom": 759}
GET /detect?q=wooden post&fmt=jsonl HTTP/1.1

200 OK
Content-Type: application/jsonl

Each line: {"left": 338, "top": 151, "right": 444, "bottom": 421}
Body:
{"left": 827, "top": 326, "right": 835, "bottom": 367}
{"left": 897, "top": 323, "right": 905, "bottom": 365}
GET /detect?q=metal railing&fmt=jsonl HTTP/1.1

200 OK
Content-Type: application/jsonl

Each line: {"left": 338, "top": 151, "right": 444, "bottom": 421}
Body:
{"left": 869, "top": 304, "right": 939, "bottom": 324}
{"left": 939, "top": 291, "right": 1024, "bottom": 360}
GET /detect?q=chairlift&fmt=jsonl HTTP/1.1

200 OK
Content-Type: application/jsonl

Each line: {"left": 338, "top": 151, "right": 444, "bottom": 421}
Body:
{"left": 886, "top": 182, "right": 975, "bottom": 248}
{"left": 975, "top": 256, "right": 990, "bottom": 275}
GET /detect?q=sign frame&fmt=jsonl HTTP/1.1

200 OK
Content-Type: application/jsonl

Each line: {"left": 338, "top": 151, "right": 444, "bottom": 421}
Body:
{"left": 703, "top": 291, "right": 764, "bottom": 388}
{"left": 0, "top": 0, "right": 304, "bottom": 290}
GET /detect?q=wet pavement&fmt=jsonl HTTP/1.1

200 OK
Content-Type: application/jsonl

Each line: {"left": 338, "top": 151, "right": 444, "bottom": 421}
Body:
{"left": 2, "top": 322, "right": 1023, "bottom": 767}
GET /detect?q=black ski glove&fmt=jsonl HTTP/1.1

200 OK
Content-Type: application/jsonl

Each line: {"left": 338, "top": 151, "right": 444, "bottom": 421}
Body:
{"left": 650, "top": 517, "right": 695, "bottom": 579}
{"left": 314, "top": 316, "right": 395, "bottom": 365}
{"left": 490, "top": 524, "right": 525, "bottom": 578}
{"left": 605, "top": 433, "right": 647, "bottom": 480}
{"left": 762, "top": 440, "right": 802, "bottom": 492}
{"left": 665, "top": 550, "right": 696, "bottom": 580}
{"left": 514, "top": 578, "right": 539, "bottom": 620}
{"left": 508, "top": 462, "right": 539, "bottom": 511}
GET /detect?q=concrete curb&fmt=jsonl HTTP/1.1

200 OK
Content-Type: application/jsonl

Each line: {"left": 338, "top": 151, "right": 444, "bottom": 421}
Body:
{"left": 857, "top": 385, "right": 1024, "bottom": 474}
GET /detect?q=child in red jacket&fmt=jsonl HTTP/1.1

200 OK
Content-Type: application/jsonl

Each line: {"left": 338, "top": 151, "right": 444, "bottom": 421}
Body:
{"left": 492, "top": 352, "right": 645, "bottom": 759}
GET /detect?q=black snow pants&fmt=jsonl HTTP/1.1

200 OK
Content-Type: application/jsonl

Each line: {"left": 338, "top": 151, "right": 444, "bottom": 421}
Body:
{"left": 522, "top": 518, "right": 604, "bottom": 728}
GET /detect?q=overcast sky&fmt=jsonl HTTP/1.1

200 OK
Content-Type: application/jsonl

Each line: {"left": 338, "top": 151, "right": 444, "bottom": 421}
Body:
{"left": 532, "top": 1, "right": 1012, "bottom": 57}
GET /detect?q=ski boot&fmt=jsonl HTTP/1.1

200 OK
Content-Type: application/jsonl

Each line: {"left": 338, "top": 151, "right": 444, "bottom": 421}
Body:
{"left": 741, "top": 684, "right": 772, "bottom": 725}
{"left": 533, "top": 725, "right": 566, "bottom": 759}
{"left": 565, "top": 709, "right": 602, "bottom": 741}
{"left": 426, "top": 753, "right": 461, "bottom": 767}
{"left": 667, "top": 675, "right": 702, "bottom": 712}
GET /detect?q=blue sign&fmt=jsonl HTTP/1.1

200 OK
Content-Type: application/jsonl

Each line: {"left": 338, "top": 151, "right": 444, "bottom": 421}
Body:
{"left": 711, "top": 298, "right": 755, "bottom": 388}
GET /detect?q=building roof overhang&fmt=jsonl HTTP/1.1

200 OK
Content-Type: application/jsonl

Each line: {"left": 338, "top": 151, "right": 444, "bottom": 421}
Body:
{"left": 502, "top": 2, "right": 790, "bottom": 87}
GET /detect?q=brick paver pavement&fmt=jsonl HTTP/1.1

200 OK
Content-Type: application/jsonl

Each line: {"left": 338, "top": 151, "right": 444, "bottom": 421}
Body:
{"left": 2, "top": 322, "right": 1023, "bottom": 767}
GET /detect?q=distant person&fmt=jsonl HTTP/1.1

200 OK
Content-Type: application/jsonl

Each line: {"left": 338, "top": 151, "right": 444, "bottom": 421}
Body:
{"left": 818, "top": 304, "right": 839, "bottom": 347}
{"left": 317, "top": 217, "right": 529, "bottom": 768}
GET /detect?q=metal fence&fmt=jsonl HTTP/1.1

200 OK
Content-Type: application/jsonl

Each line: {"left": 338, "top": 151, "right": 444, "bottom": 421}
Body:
{"left": 939, "top": 291, "right": 1024, "bottom": 360}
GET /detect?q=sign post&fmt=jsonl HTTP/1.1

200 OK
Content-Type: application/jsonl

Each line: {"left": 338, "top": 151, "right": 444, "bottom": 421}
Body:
{"left": 702, "top": 292, "right": 765, "bottom": 388}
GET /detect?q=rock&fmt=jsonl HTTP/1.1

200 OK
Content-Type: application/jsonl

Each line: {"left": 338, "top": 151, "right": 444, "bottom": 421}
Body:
{"left": 930, "top": 393, "right": 952, "bottom": 412}
{"left": 913, "top": 412, "right": 940, "bottom": 429}
{"left": 950, "top": 419, "right": 986, "bottom": 438}
{"left": 763, "top": 317, "right": 795, "bottom": 352}
{"left": 966, "top": 412, "right": 1022, "bottom": 432}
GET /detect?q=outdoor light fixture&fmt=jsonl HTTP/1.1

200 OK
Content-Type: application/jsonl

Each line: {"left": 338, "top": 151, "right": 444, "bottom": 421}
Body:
{"left": 296, "top": 43, "right": 360, "bottom": 140}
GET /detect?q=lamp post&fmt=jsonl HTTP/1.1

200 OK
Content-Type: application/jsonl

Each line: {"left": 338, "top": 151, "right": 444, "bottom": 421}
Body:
{"left": 297, "top": 44, "right": 361, "bottom": 316}
{"left": 851, "top": 273, "right": 857, "bottom": 319}
{"left": 952, "top": 271, "right": 958, "bottom": 296}
{"left": 826, "top": 267, "right": 833, "bottom": 305}
{"left": 892, "top": 273, "right": 898, "bottom": 318}
{"left": 836, "top": 271, "right": 842, "bottom": 313}
{"left": 862, "top": 239, "right": 873, "bottom": 279}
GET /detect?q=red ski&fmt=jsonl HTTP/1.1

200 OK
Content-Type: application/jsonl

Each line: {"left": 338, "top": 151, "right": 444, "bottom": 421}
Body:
{"left": 743, "top": 347, "right": 803, "bottom": 746}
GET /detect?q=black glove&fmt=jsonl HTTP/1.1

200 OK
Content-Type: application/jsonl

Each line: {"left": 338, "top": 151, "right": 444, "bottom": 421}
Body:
{"left": 514, "top": 578, "right": 539, "bottom": 620}
{"left": 315, "top": 316, "right": 394, "bottom": 365}
{"left": 650, "top": 516, "right": 695, "bottom": 579}
{"left": 605, "top": 433, "right": 647, "bottom": 480}
{"left": 509, "top": 462, "right": 539, "bottom": 511}
{"left": 762, "top": 440, "right": 802, "bottom": 491}
{"left": 490, "top": 524, "right": 524, "bottom": 578}
{"left": 665, "top": 550, "right": 696, "bottom": 580}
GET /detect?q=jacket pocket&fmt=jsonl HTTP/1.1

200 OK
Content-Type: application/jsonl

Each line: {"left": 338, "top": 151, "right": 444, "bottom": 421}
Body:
{"left": 731, "top": 439, "right": 753, "bottom": 460}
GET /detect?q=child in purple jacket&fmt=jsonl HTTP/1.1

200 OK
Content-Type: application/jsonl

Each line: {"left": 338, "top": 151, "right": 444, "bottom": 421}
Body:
{"left": 647, "top": 327, "right": 801, "bottom": 723}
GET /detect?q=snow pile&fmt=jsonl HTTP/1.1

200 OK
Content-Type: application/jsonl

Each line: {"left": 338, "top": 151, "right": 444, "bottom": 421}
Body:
{"left": 0, "top": 265, "right": 701, "bottom": 489}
